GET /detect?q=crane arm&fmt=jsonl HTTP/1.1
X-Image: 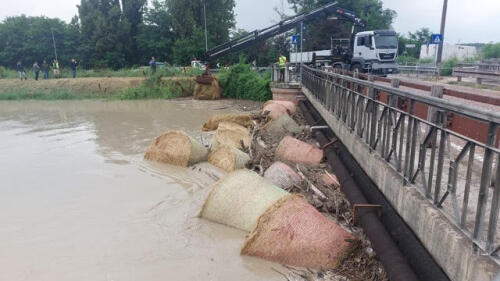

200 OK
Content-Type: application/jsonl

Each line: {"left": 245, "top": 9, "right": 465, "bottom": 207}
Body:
{"left": 204, "top": 1, "right": 364, "bottom": 61}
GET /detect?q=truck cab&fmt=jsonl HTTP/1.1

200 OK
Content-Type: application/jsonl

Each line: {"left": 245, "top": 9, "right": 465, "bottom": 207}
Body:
{"left": 351, "top": 30, "right": 399, "bottom": 75}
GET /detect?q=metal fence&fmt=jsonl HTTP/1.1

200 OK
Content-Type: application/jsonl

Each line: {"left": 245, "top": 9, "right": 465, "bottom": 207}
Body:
{"left": 301, "top": 65, "right": 500, "bottom": 256}
{"left": 398, "top": 65, "right": 439, "bottom": 79}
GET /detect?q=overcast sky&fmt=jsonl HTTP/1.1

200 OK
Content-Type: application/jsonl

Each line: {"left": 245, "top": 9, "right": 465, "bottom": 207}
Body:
{"left": 0, "top": 0, "right": 499, "bottom": 44}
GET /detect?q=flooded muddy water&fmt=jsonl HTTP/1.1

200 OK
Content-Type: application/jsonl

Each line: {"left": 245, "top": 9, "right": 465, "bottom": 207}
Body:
{"left": 0, "top": 100, "right": 286, "bottom": 281}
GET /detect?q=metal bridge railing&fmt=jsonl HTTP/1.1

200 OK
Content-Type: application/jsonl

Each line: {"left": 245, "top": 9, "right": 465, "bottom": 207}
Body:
{"left": 301, "top": 65, "right": 500, "bottom": 256}
{"left": 271, "top": 63, "right": 301, "bottom": 84}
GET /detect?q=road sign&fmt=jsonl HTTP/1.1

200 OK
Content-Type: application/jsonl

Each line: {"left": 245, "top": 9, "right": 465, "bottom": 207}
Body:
{"left": 431, "top": 34, "right": 443, "bottom": 44}
{"left": 292, "top": 34, "right": 298, "bottom": 45}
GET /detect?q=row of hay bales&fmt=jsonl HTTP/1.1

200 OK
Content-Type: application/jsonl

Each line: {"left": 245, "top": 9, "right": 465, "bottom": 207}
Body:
{"left": 144, "top": 101, "right": 357, "bottom": 270}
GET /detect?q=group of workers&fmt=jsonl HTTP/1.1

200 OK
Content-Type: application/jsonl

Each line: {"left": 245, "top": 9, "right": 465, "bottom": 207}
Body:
{"left": 16, "top": 59, "right": 78, "bottom": 81}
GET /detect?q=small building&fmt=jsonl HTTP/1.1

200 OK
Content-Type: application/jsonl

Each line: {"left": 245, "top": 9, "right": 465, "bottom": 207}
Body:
{"left": 419, "top": 43, "right": 477, "bottom": 61}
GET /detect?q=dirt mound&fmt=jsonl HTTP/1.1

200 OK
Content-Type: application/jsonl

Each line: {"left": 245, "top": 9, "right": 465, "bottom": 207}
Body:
{"left": 202, "top": 113, "right": 254, "bottom": 132}
{"left": 144, "top": 130, "right": 208, "bottom": 167}
{"left": 242, "top": 194, "right": 357, "bottom": 269}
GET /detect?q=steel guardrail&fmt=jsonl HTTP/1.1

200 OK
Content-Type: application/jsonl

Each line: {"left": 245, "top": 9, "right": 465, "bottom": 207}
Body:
{"left": 299, "top": 65, "right": 500, "bottom": 256}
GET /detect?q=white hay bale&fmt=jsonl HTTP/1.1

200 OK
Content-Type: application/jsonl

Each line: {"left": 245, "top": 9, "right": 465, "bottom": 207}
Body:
{"left": 199, "top": 170, "right": 289, "bottom": 232}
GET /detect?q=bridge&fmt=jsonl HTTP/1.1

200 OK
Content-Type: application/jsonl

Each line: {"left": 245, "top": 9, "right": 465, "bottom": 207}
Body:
{"left": 271, "top": 64, "right": 500, "bottom": 281}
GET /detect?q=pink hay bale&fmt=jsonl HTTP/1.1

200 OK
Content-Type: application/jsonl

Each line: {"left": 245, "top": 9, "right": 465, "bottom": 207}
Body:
{"left": 276, "top": 136, "right": 323, "bottom": 165}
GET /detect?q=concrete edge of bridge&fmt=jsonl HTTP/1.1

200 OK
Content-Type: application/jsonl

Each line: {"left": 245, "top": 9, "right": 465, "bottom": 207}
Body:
{"left": 302, "top": 86, "right": 500, "bottom": 281}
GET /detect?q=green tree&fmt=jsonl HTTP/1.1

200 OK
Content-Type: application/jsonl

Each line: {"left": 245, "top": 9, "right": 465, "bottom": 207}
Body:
{"left": 0, "top": 16, "right": 80, "bottom": 68}
{"left": 136, "top": 0, "right": 174, "bottom": 64}
{"left": 121, "top": 0, "right": 147, "bottom": 64}
{"left": 398, "top": 28, "right": 433, "bottom": 58}
{"left": 482, "top": 43, "right": 500, "bottom": 59}
{"left": 287, "top": 0, "right": 396, "bottom": 50}
{"left": 78, "top": 0, "right": 128, "bottom": 68}
{"left": 167, "top": 0, "right": 236, "bottom": 62}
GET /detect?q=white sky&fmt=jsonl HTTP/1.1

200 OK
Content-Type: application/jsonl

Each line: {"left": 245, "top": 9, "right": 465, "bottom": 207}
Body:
{"left": 0, "top": 0, "right": 499, "bottom": 44}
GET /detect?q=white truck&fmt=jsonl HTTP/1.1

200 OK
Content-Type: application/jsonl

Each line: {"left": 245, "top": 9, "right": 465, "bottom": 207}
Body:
{"left": 291, "top": 30, "right": 400, "bottom": 75}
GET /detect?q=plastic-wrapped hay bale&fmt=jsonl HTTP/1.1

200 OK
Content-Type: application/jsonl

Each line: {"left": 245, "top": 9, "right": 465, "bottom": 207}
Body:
{"left": 262, "top": 102, "right": 289, "bottom": 120}
{"left": 145, "top": 130, "right": 208, "bottom": 167}
{"left": 264, "top": 162, "right": 302, "bottom": 190}
{"left": 263, "top": 114, "right": 302, "bottom": 136}
{"left": 202, "top": 114, "right": 254, "bottom": 132}
{"left": 242, "top": 194, "right": 357, "bottom": 269}
{"left": 211, "top": 122, "right": 251, "bottom": 150}
{"left": 276, "top": 136, "right": 323, "bottom": 165}
{"left": 200, "top": 170, "right": 289, "bottom": 231}
{"left": 208, "top": 144, "right": 250, "bottom": 172}
{"left": 263, "top": 100, "right": 297, "bottom": 114}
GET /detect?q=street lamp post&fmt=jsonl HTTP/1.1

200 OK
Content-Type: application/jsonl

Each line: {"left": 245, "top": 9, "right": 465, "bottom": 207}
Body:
{"left": 204, "top": 1, "right": 208, "bottom": 52}
{"left": 436, "top": 0, "right": 448, "bottom": 67}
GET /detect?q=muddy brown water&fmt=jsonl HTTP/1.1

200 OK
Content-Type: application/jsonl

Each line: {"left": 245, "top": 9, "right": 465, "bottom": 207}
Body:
{"left": 0, "top": 100, "right": 287, "bottom": 281}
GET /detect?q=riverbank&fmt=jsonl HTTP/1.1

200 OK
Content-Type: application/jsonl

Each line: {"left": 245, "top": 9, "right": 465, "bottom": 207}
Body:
{"left": 0, "top": 77, "right": 197, "bottom": 100}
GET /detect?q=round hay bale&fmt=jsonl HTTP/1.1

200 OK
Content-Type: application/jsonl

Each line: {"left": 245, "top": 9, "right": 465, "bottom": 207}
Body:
{"left": 194, "top": 77, "right": 222, "bottom": 100}
{"left": 263, "top": 100, "right": 297, "bottom": 114}
{"left": 202, "top": 114, "right": 254, "bottom": 132}
{"left": 200, "top": 170, "right": 289, "bottom": 231}
{"left": 263, "top": 102, "right": 288, "bottom": 120}
{"left": 208, "top": 144, "right": 250, "bottom": 172}
{"left": 242, "top": 194, "right": 357, "bottom": 269}
{"left": 263, "top": 114, "right": 302, "bottom": 136}
{"left": 144, "top": 130, "right": 208, "bottom": 167}
{"left": 264, "top": 162, "right": 302, "bottom": 190}
{"left": 276, "top": 136, "right": 323, "bottom": 165}
{"left": 211, "top": 122, "right": 251, "bottom": 150}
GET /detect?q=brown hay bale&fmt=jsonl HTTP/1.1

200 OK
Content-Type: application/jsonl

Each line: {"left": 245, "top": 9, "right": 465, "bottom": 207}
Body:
{"left": 276, "top": 136, "right": 323, "bottom": 165}
{"left": 242, "top": 194, "right": 357, "bottom": 269}
{"left": 202, "top": 114, "right": 254, "bottom": 132}
{"left": 263, "top": 100, "right": 297, "bottom": 114}
{"left": 144, "top": 130, "right": 208, "bottom": 167}
{"left": 211, "top": 122, "right": 251, "bottom": 150}
{"left": 264, "top": 162, "right": 302, "bottom": 190}
{"left": 194, "top": 77, "right": 222, "bottom": 100}
{"left": 199, "top": 170, "right": 289, "bottom": 231}
{"left": 208, "top": 144, "right": 250, "bottom": 172}
{"left": 262, "top": 102, "right": 288, "bottom": 120}
{"left": 263, "top": 114, "right": 302, "bottom": 136}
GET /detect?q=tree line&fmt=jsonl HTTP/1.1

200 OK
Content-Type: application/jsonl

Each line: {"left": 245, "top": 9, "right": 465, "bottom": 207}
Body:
{"left": 0, "top": 0, "right": 405, "bottom": 70}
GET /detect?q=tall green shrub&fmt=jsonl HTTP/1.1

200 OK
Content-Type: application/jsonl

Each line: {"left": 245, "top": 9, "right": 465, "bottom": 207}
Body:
{"left": 218, "top": 62, "right": 272, "bottom": 101}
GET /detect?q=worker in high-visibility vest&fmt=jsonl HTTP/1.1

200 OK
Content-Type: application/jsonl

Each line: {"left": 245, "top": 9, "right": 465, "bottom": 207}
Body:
{"left": 278, "top": 54, "right": 287, "bottom": 82}
{"left": 52, "top": 59, "right": 60, "bottom": 79}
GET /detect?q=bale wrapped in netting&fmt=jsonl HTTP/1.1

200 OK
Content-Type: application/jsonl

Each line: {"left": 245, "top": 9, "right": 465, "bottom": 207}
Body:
{"left": 202, "top": 114, "right": 254, "bottom": 132}
{"left": 194, "top": 76, "right": 222, "bottom": 100}
{"left": 211, "top": 122, "right": 251, "bottom": 150}
{"left": 262, "top": 102, "right": 289, "bottom": 120}
{"left": 242, "top": 194, "right": 357, "bottom": 269}
{"left": 263, "top": 100, "right": 297, "bottom": 114}
{"left": 264, "top": 162, "right": 302, "bottom": 190}
{"left": 276, "top": 136, "right": 324, "bottom": 165}
{"left": 263, "top": 114, "right": 302, "bottom": 136}
{"left": 145, "top": 130, "right": 208, "bottom": 167}
{"left": 208, "top": 144, "right": 251, "bottom": 172}
{"left": 199, "top": 169, "right": 289, "bottom": 231}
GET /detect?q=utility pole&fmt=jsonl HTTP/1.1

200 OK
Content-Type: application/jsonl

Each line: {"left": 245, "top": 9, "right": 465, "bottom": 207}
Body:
{"left": 436, "top": 0, "right": 448, "bottom": 67}
{"left": 51, "top": 28, "right": 58, "bottom": 61}
{"left": 204, "top": 1, "right": 208, "bottom": 52}
{"left": 300, "top": 21, "right": 303, "bottom": 80}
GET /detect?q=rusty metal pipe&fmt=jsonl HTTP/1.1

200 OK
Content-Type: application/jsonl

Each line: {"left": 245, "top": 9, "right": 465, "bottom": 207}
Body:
{"left": 299, "top": 101, "right": 420, "bottom": 281}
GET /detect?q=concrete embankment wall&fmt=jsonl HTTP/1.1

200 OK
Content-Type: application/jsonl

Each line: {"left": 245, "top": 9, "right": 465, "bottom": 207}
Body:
{"left": 302, "top": 87, "right": 500, "bottom": 281}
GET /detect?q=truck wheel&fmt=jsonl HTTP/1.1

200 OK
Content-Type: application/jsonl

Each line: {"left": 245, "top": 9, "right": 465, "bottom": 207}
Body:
{"left": 351, "top": 64, "right": 363, "bottom": 73}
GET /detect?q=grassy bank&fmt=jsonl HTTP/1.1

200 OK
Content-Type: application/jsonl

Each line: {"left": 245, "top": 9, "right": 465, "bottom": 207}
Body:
{"left": 0, "top": 76, "right": 196, "bottom": 101}
{"left": 0, "top": 65, "right": 204, "bottom": 79}
{"left": 0, "top": 63, "right": 272, "bottom": 101}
